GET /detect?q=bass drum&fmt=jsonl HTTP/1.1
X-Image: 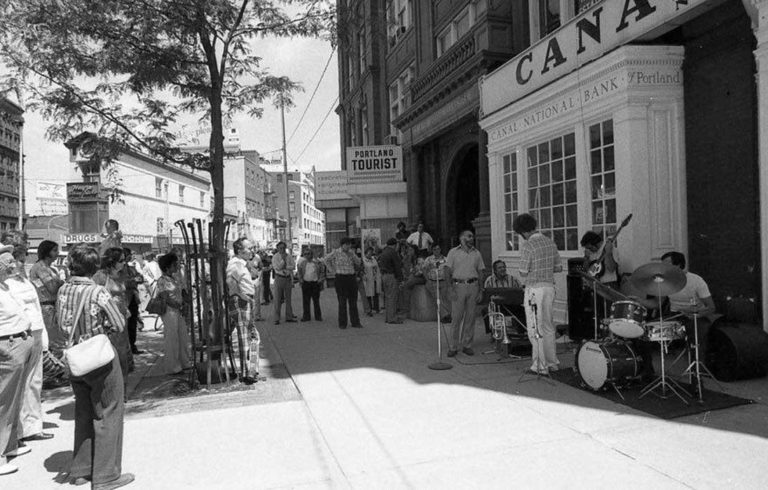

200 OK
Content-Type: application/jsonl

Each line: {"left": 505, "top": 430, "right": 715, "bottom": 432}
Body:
{"left": 577, "top": 339, "right": 643, "bottom": 390}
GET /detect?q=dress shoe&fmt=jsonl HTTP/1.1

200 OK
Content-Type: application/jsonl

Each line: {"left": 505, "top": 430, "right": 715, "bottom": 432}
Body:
{"left": 301, "top": 317, "right": 311, "bottom": 322}
{"left": 93, "top": 473, "right": 135, "bottom": 490}
{"left": 131, "top": 348, "right": 144, "bottom": 355}
{"left": 338, "top": 325, "right": 347, "bottom": 329}
{"left": 548, "top": 365, "right": 560, "bottom": 372}
{"left": 285, "top": 317, "right": 298, "bottom": 323}
{"left": 351, "top": 324, "right": 363, "bottom": 328}
{"left": 447, "top": 349, "right": 458, "bottom": 358}
{"left": 274, "top": 320, "right": 280, "bottom": 325}
{"left": 462, "top": 347, "right": 475, "bottom": 356}
{"left": 385, "top": 320, "right": 403, "bottom": 324}
{"left": 315, "top": 317, "right": 323, "bottom": 321}
{"left": 366, "top": 312, "right": 373, "bottom": 317}
{"left": 5, "top": 445, "right": 31, "bottom": 458}
{"left": 20, "top": 432, "right": 53, "bottom": 442}
{"left": 0, "top": 463, "right": 18, "bottom": 476}
{"left": 70, "top": 476, "right": 90, "bottom": 486}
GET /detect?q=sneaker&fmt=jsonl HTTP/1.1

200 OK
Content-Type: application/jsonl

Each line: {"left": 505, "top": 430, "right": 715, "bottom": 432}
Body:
{"left": 462, "top": 347, "right": 475, "bottom": 356}
{"left": 548, "top": 365, "right": 560, "bottom": 372}
{"left": 446, "top": 349, "right": 458, "bottom": 358}
{"left": 92, "top": 473, "right": 135, "bottom": 490}
{"left": 5, "top": 445, "right": 31, "bottom": 458}
{"left": 0, "top": 463, "right": 18, "bottom": 475}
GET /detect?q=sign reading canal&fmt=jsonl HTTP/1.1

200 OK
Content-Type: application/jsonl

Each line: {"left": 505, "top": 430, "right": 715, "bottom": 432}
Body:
{"left": 346, "top": 145, "right": 403, "bottom": 184}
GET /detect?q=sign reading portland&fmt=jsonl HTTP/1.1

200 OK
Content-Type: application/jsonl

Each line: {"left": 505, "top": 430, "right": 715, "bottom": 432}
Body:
{"left": 346, "top": 145, "right": 403, "bottom": 184}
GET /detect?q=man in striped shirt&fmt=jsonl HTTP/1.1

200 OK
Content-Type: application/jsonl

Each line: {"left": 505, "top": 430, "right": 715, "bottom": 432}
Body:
{"left": 513, "top": 213, "right": 562, "bottom": 374}
{"left": 325, "top": 237, "right": 363, "bottom": 329}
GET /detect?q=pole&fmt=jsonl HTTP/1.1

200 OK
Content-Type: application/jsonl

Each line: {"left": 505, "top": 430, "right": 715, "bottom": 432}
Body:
{"left": 280, "top": 96, "right": 292, "bottom": 250}
{"left": 428, "top": 259, "right": 452, "bottom": 370}
{"left": 18, "top": 132, "right": 24, "bottom": 229}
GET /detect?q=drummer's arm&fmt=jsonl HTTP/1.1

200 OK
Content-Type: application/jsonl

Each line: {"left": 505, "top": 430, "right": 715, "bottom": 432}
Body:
{"left": 677, "top": 295, "right": 716, "bottom": 317}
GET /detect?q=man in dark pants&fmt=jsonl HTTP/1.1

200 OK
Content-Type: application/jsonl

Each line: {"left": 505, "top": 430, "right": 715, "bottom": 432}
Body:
{"left": 121, "top": 248, "right": 144, "bottom": 355}
{"left": 325, "top": 237, "right": 363, "bottom": 329}
{"left": 297, "top": 249, "right": 325, "bottom": 321}
{"left": 378, "top": 238, "right": 403, "bottom": 324}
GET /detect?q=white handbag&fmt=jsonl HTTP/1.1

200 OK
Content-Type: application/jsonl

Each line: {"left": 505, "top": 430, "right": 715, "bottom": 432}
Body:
{"left": 62, "top": 288, "right": 115, "bottom": 377}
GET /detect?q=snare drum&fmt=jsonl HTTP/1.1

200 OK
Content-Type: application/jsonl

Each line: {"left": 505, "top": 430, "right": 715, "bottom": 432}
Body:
{"left": 608, "top": 300, "right": 647, "bottom": 338}
{"left": 645, "top": 320, "right": 686, "bottom": 342}
{"left": 577, "top": 339, "right": 643, "bottom": 390}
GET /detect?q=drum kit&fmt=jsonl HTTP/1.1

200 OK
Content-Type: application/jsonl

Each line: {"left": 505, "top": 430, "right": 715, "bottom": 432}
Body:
{"left": 576, "top": 262, "right": 704, "bottom": 405}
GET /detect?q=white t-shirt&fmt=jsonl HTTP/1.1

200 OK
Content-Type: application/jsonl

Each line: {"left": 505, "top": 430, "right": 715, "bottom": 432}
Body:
{"left": 406, "top": 231, "right": 433, "bottom": 250}
{"left": 668, "top": 272, "right": 711, "bottom": 312}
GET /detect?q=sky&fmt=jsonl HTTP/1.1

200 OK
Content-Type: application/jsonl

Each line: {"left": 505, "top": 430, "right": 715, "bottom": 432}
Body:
{"left": 23, "top": 36, "right": 342, "bottom": 189}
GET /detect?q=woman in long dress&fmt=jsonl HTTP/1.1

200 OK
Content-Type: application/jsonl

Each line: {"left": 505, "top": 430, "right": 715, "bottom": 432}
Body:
{"left": 156, "top": 253, "right": 191, "bottom": 375}
{"left": 362, "top": 247, "right": 380, "bottom": 315}
{"left": 93, "top": 248, "right": 132, "bottom": 377}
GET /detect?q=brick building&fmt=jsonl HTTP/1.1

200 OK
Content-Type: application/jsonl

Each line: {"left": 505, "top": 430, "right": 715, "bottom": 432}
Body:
{"left": 480, "top": 0, "right": 766, "bottom": 326}
{"left": 0, "top": 96, "right": 23, "bottom": 231}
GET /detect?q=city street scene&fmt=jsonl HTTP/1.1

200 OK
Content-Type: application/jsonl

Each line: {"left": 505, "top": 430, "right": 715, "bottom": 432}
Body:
{"left": 2, "top": 0, "right": 768, "bottom": 489}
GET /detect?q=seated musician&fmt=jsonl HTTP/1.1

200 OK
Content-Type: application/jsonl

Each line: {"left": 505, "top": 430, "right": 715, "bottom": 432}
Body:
{"left": 482, "top": 260, "right": 525, "bottom": 338}
{"left": 661, "top": 251, "right": 717, "bottom": 358}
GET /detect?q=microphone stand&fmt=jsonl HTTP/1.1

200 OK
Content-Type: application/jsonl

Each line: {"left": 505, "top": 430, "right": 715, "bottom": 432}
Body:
{"left": 518, "top": 291, "right": 554, "bottom": 385}
{"left": 428, "top": 260, "right": 452, "bottom": 370}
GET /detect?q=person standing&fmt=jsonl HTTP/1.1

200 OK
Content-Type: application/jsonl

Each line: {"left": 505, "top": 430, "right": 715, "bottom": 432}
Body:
{"left": 120, "top": 248, "right": 144, "bottom": 355}
{"left": 361, "top": 247, "right": 380, "bottom": 315}
{"left": 247, "top": 248, "right": 263, "bottom": 322}
{"left": 395, "top": 222, "right": 409, "bottom": 242}
{"left": 157, "top": 253, "right": 192, "bottom": 376}
{"left": 93, "top": 249, "right": 132, "bottom": 378}
{"left": 325, "top": 237, "right": 363, "bottom": 329}
{"left": 226, "top": 238, "right": 257, "bottom": 381}
{"left": 261, "top": 252, "right": 273, "bottom": 305}
{"left": 297, "top": 248, "right": 324, "bottom": 321}
{"left": 99, "top": 219, "right": 123, "bottom": 257}
{"left": 406, "top": 222, "right": 434, "bottom": 259}
{"left": 141, "top": 252, "right": 162, "bottom": 295}
{"left": 1, "top": 231, "right": 52, "bottom": 443}
{"left": 29, "top": 241, "right": 67, "bottom": 388}
{"left": 57, "top": 245, "right": 133, "bottom": 489}
{"left": 444, "top": 230, "right": 486, "bottom": 357}
{"left": 377, "top": 238, "right": 403, "bottom": 324}
{"left": 0, "top": 252, "right": 36, "bottom": 476}
{"left": 271, "top": 242, "right": 296, "bottom": 325}
{"left": 513, "top": 213, "right": 563, "bottom": 374}
{"left": 423, "top": 244, "right": 451, "bottom": 323}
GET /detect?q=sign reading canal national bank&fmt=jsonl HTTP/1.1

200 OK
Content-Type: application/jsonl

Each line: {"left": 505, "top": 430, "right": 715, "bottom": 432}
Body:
{"left": 345, "top": 145, "right": 403, "bottom": 184}
{"left": 480, "top": 0, "right": 711, "bottom": 117}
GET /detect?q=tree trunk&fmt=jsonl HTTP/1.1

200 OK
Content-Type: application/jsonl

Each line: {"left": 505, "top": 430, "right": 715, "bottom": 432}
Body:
{"left": 208, "top": 91, "right": 227, "bottom": 348}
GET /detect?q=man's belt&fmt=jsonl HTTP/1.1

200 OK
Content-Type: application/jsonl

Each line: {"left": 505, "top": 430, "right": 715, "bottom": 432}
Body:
{"left": 275, "top": 273, "right": 292, "bottom": 278}
{"left": 39, "top": 300, "right": 56, "bottom": 306}
{"left": 453, "top": 278, "right": 477, "bottom": 284}
{"left": 427, "top": 278, "right": 444, "bottom": 282}
{"left": 0, "top": 329, "right": 32, "bottom": 342}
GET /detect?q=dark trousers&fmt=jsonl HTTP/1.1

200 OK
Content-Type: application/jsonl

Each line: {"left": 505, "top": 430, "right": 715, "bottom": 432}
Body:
{"left": 381, "top": 273, "right": 399, "bottom": 323}
{"left": 301, "top": 281, "right": 322, "bottom": 320}
{"left": 69, "top": 350, "right": 125, "bottom": 485}
{"left": 127, "top": 296, "right": 139, "bottom": 349}
{"left": 334, "top": 274, "right": 360, "bottom": 327}
{"left": 262, "top": 273, "right": 272, "bottom": 303}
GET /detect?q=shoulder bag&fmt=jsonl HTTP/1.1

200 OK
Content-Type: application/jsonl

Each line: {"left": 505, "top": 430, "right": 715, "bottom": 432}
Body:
{"left": 62, "top": 288, "right": 115, "bottom": 377}
{"left": 146, "top": 279, "right": 167, "bottom": 316}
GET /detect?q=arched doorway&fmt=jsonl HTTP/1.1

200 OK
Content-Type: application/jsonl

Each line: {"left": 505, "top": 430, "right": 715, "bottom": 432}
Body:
{"left": 446, "top": 144, "right": 479, "bottom": 246}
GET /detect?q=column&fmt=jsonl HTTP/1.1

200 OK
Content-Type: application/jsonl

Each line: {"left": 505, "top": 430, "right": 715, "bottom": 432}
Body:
{"left": 405, "top": 145, "right": 422, "bottom": 224}
{"left": 743, "top": 0, "right": 768, "bottom": 332}
{"left": 472, "top": 129, "right": 492, "bottom": 266}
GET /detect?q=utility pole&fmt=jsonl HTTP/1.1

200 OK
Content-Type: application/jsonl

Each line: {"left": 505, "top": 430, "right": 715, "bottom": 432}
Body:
{"left": 280, "top": 94, "right": 292, "bottom": 248}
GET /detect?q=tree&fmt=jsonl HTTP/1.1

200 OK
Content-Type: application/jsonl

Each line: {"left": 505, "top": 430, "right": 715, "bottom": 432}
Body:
{"left": 0, "top": 0, "right": 334, "bottom": 351}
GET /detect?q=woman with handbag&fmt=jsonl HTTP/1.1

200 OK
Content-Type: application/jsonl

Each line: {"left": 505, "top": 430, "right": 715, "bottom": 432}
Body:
{"left": 57, "top": 245, "right": 134, "bottom": 489}
{"left": 157, "top": 253, "right": 191, "bottom": 375}
{"left": 93, "top": 248, "right": 132, "bottom": 378}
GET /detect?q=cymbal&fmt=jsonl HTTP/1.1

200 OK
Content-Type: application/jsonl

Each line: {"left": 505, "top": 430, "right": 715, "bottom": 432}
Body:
{"left": 630, "top": 262, "right": 687, "bottom": 296}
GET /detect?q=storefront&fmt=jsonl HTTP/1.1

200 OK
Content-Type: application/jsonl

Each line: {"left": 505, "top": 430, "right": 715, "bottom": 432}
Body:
{"left": 480, "top": 0, "right": 763, "bottom": 327}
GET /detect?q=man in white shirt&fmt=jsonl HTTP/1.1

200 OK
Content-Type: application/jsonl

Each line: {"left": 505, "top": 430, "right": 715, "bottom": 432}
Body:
{"left": 297, "top": 249, "right": 325, "bottom": 321}
{"left": 226, "top": 238, "right": 258, "bottom": 382}
{"left": 406, "top": 222, "right": 433, "bottom": 259}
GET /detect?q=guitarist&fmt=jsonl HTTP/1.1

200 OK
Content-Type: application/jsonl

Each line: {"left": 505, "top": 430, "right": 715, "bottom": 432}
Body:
{"left": 580, "top": 230, "right": 619, "bottom": 290}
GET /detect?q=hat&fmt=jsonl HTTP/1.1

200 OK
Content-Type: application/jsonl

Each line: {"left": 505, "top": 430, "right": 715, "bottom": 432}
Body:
{"left": 0, "top": 252, "right": 16, "bottom": 273}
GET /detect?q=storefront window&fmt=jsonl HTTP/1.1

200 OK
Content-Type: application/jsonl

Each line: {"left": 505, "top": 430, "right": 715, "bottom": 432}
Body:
{"left": 588, "top": 119, "right": 616, "bottom": 238}
{"left": 527, "top": 132, "right": 578, "bottom": 251}
{"left": 503, "top": 153, "right": 519, "bottom": 251}
{"left": 539, "top": 0, "right": 561, "bottom": 38}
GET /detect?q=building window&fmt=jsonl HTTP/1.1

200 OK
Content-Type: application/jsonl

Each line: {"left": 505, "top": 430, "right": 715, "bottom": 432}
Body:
{"left": 389, "top": 64, "right": 414, "bottom": 132}
{"left": 289, "top": 191, "right": 295, "bottom": 200}
{"left": 526, "top": 132, "right": 578, "bottom": 251}
{"left": 156, "top": 178, "right": 163, "bottom": 198}
{"left": 200, "top": 191, "right": 205, "bottom": 208}
{"left": 589, "top": 119, "right": 617, "bottom": 238}
{"left": 358, "top": 27, "right": 366, "bottom": 75}
{"left": 178, "top": 185, "right": 185, "bottom": 203}
{"left": 289, "top": 202, "right": 295, "bottom": 213}
{"left": 156, "top": 217, "right": 165, "bottom": 234}
{"left": 277, "top": 174, "right": 283, "bottom": 183}
{"left": 361, "top": 104, "right": 369, "bottom": 146}
{"left": 531, "top": 0, "right": 576, "bottom": 43}
{"left": 539, "top": 0, "right": 561, "bottom": 38}
{"left": 387, "top": 0, "right": 413, "bottom": 47}
{"left": 435, "top": 0, "right": 487, "bottom": 57}
{"left": 503, "top": 153, "right": 519, "bottom": 251}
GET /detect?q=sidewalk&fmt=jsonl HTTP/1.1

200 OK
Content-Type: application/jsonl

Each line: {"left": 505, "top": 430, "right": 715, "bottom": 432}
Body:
{"left": 7, "top": 289, "right": 768, "bottom": 489}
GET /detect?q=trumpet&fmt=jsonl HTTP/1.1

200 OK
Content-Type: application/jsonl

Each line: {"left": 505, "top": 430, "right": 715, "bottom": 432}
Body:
{"left": 489, "top": 297, "right": 511, "bottom": 345}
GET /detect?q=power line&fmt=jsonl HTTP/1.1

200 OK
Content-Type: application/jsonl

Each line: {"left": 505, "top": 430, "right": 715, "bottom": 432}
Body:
{"left": 286, "top": 46, "right": 336, "bottom": 145}
{"left": 294, "top": 96, "right": 338, "bottom": 165}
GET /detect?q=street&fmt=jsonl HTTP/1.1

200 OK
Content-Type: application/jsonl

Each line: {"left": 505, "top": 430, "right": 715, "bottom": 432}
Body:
{"left": 7, "top": 290, "right": 768, "bottom": 489}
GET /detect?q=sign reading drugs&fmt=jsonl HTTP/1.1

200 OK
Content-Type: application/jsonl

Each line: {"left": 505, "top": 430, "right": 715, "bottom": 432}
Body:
{"left": 346, "top": 145, "right": 403, "bottom": 184}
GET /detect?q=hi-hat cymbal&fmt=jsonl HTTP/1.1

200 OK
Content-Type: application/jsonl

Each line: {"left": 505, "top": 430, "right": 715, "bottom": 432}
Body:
{"left": 630, "top": 262, "right": 687, "bottom": 296}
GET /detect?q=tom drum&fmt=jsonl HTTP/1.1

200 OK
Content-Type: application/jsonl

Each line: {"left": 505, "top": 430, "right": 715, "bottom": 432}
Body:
{"left": 608, "top": 300, "right": 647, "bottom": 338}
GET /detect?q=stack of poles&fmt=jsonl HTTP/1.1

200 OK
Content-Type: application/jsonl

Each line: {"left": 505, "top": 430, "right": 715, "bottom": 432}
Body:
{"left": 174, "top": 220, "right": 197, "bottom": 389}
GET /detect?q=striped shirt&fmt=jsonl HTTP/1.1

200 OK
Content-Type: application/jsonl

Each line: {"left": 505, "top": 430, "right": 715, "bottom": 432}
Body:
{"left": 325, "top": 248, "right": 361, "bottom": 275}
{"left": 483, "top": 273, "right": 522, "bottom": 289}
{"left": 56, "top": 276, "right": 125, "bottom": 343}
{"left": 29, "top": 261, "right": 64, "bottom": 304}
{"left": 518, "top": 232, "right": 562, "bottom": 287}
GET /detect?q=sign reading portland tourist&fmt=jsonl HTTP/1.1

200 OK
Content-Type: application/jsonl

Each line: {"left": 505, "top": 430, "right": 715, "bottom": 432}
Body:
{"left": 346, "top": 145, "right": 403, "bottom": 184}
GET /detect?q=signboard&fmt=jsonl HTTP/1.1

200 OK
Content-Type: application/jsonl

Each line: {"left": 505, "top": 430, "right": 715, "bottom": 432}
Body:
{"left": 65, "top": 233, "right": 155, "bottom": 244}
{"left": 315, "top": 171, "right": 351, "bottom": 200}
{"left": 37, "top": 181, "right": 66, "bottom": 200}
{"left": 481, "top": 0, "right": 713, "bottom": 116}
{"left": 67, "top": 182, "right": 105, "bottom": 202}
{"left": 345, "top": 145, "right": 403, "bottom": 184}
{"left": 361, "top": 228, "right": 381, "bottom": 251}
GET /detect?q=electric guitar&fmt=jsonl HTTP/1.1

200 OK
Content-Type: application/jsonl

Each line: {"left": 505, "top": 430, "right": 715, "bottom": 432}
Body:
{"left": 587, "top": 213, "right": 632, "bottom": 277}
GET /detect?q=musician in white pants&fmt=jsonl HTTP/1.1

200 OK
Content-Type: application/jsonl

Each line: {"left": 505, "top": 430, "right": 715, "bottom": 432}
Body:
{"left": 513, "top": 214, "right": 562, "bottom": 374}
